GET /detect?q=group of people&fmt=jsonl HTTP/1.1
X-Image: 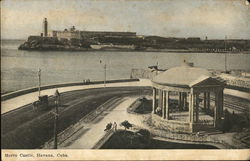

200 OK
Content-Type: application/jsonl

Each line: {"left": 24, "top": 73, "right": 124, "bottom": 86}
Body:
{"left": 104, "top": 122, "right": 117, "bottom": 131}
{"left": 83, "top": 79, "right": 91, "bottom": 84}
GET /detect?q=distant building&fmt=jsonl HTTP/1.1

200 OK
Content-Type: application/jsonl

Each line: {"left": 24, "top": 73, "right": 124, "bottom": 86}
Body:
{"left": 49, "top": 26, "right": 137, "bottom": 40}
{"left": 187, "top": 37, "right": 201, "bottom": 42}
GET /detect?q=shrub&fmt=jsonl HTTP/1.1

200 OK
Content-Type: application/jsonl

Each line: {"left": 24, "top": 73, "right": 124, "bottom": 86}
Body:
{"left": 222, "top": 109, "right": 232, "bottom": 133}
{"left": 136, "top": 129, "right": 151, "bottom": 145}
{"left": 120, "top": 120, "right": 132, "bottom": 130}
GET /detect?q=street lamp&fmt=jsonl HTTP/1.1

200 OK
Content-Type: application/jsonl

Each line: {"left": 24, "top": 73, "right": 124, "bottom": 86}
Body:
{"left": 104, "top": 64, "right": 107, "bottom": 87}
{"left": 53, "top": 89, "right": 60, "bottom": 149}
{"left": 100, "top": 60, "right": 107, "bottom": 87}
{"left": 38, "top": 68, "right": 41, "bottom": 97}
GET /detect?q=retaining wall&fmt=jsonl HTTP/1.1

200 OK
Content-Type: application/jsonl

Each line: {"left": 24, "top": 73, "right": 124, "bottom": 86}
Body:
{"left": 1, "top": 79, "right": 139, "bottom": 101}
{"left": 151, "top": 114, "right": 217, "bottom": 133}
{"left": 130, "top": 69, "right": 158, "bottom": 79}
{"left": 219, "top": 73, "right": 250, "bottom": 92}
{"left": 151, "top": 114, "right": 191, "bottom": 133}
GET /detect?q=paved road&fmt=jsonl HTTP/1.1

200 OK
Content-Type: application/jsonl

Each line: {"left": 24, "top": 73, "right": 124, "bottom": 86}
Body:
{"left": 2, "top": 79, "right": 249, "bottom": 114}
{"left": 64, "top": 97, "right": 147, "bottom": 149}
{"left": 1, "top": 79, "right": 152, "bottom": 114}
{"left": 63, "top": 95, "right": 249, "bottom": 149}
{"left": 1, "top": 87, "right": 151, "bottom": 149}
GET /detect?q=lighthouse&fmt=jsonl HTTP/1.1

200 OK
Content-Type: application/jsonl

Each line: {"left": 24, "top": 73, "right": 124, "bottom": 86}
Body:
{"left": 44, "top": 18, "right": 48, "bottom": 37}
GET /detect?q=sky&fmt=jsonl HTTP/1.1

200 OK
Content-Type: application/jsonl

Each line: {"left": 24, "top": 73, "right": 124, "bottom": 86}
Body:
{"left": 1, "top": 0, "right": 250, "bottom": 39}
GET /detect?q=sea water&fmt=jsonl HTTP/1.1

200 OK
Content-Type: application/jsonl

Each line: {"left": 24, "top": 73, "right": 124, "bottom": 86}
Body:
{"left": 1, "top": 39, "right": 250, "bottom": 93}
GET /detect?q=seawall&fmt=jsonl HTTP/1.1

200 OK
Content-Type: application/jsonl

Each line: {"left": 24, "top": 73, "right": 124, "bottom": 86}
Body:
{"left": 1, "top": 79, "right": 139, "bottom": 101}
{"left": 131, "top": 68, "right": 250, "bottom": 93}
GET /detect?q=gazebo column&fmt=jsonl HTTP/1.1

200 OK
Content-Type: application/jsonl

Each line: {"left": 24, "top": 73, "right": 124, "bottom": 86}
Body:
{"left": 219, "top": 89, "right": 224, "bottom": 118}
{"left": 189, "top": 91, "right": 194, "bottom": 132}
{"left": 166, "top": 91, "right": 170, "bottom": 120}
{"left": 182, "top": 93, "right": 187, "bottom": 111}
{"left": 189, "top": 92, "right": 194, "bottom": 123}
{"left": 214, "top": 91, "right": 221, "bottom": 127}
{"left": 206, "top": 92, "right": 210, "bottom": 110}
{"left": 181, "top": 92, "right": 184, "bottom": 110}
{"left": 152, "top": 87, "right": 156, "bottom": 114}
{"left": 158, "top": 89, "right": 163, "bottom": 116}
{"left": 204, "top": 92, "right": 207, "bottom": 111}
{"left": 195, "top": 93, "right": 200, "bottom": 123}
{"left": 178, "top": 92, "right": 182, "bottom": 110}
{"left": 162, "top": 91, "right": 166, "bottom": 119}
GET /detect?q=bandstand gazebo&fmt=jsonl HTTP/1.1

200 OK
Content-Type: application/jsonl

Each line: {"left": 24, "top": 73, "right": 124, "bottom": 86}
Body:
{"left": 151, "top": 61, "right": 225, "bottom": 133}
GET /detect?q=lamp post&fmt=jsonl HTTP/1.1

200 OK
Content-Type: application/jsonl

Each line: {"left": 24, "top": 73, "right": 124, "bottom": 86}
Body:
{"left": 54, "top": 89, "right": 60, "bottom": 149}
{"left": 100, "top": 60, "right": 106, "bottom": 87}
{"left": 38, "top": 68, "right": 41, "bottom": 97}
{"left": 104, "top": 64, "right": 106, "bottom": 87}
{"left": 54, "top": 102, "right": 58, "bottom": 149}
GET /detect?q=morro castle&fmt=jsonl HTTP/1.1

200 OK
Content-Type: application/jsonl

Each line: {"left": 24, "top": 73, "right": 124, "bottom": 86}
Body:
{"left": 19, "top": 18, "right": 250, "bottom": 52}
{"left": 42, "top": 18, "right": 136, "bottom": 40}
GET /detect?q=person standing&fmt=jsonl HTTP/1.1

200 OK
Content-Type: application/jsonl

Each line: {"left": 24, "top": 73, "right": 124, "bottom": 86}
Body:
{"left": 113, "top": 122, "right": 117, "bottom": 131}
{"left": 54, "top": 89, "right": 60, "bottom": 106}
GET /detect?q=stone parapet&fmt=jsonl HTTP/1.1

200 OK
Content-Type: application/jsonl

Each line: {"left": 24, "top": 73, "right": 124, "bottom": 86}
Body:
{"left": 151, "top": 114, "right": 191, "bottom": 133}
{"left": 1, "top": 79, "right": 139, "bottom": 101}
{"left": 151, "top": 114, "right": 217, "bottom": 133}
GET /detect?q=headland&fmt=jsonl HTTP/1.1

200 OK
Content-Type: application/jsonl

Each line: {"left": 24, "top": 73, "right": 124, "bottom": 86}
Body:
{"left": 18, "top": 18, "right": 250, "bottom": 53}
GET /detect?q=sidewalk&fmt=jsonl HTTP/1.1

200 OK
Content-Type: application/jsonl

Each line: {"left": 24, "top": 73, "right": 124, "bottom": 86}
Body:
{"left": 224, "top": 88, "right": 250, "bottom": 100}
{"left": 1, "top": 79, "right": 249, "bottom": 114}
{"left": 1, "top": 79, "right": 152, "bottom": 114}
{"left": 64, "top": 97, "right": 146, "bottom": 149}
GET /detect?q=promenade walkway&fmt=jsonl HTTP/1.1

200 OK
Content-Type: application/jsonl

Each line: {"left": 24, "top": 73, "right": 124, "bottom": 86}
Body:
{"left": 64, "top": 97, "right": 146, "bottom": 149}
{"left": 224, "top": 88, "right": 250, "bottom": 100}
{"left": 2, "top": 79, "right": 249, "bottom": 114}
{"left": 1, "top": 79, "right": 151, "bottom": 114}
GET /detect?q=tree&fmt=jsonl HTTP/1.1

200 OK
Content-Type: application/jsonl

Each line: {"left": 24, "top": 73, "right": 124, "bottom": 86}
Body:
{"left": 120, "top": 120, "right": 132, "bottom": 130}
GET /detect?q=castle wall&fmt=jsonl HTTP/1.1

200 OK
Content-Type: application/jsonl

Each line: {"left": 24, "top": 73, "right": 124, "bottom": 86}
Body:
{"left": 52, "top": 31, "right": 81, "bottom": 40}
{"left": 50, "top": 30, "right": 136, "bottom": 40}
{"left": 80, "top": 31, "right": 136, "bottom": 38}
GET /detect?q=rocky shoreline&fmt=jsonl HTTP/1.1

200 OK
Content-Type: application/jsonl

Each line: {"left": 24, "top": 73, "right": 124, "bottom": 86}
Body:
{"left": 19, "top": 43, "right": 250, "bottom": 53}
{"left": 18, "top": 36, "right": 250, "bottom": 53}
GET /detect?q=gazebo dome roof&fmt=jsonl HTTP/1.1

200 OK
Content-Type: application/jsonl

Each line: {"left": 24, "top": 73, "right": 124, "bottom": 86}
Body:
{"left": 152, "top": 61, "right": 212, "bottom": 87}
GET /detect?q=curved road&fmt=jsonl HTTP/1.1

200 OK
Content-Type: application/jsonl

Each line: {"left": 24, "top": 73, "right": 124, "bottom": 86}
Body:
{"left": 1, "top": 86, "right": 151, "bottom": 149}
{"left": 1, "top": 80, "right": 249, "bottom": 149}
{"left": 1, "top": 79, "right": 152, "bottom": 114}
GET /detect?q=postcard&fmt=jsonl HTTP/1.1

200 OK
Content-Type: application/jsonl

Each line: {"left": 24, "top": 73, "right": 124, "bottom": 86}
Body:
{"left": 1, "top": 0, "right": 250, "bottom": 160}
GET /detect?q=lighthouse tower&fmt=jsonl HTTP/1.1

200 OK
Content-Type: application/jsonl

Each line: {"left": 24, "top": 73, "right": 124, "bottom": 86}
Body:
{"left": 43, "top": 18, "right": 48, "bottom": 37}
